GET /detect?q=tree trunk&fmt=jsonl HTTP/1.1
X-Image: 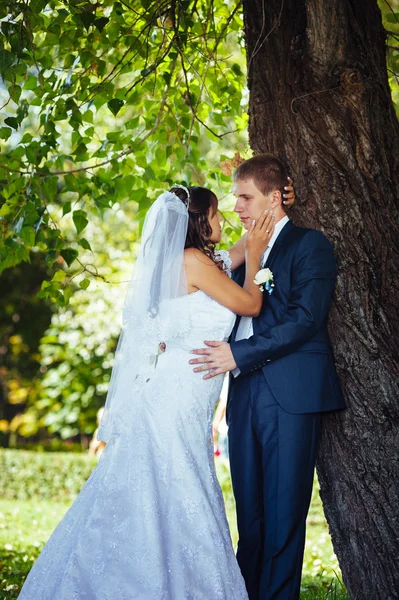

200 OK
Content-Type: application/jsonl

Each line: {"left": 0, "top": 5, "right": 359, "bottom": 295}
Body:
{"left": 241, "top": 0, "right": 399, "bottom": 597}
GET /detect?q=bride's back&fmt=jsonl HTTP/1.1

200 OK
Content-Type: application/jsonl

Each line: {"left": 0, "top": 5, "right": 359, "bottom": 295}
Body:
{"left": 160, "top": 288, "right": 236, "bottom": 355}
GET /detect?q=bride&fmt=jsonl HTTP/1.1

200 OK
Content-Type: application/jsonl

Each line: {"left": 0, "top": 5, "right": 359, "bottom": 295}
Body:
{"left": 18, "top": 183, "right": 291, "bottom": 599}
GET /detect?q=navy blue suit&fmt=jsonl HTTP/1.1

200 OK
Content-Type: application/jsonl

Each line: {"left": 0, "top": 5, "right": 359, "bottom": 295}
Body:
{"left": 227, "top": 220, "right": 345, "bottom": 599}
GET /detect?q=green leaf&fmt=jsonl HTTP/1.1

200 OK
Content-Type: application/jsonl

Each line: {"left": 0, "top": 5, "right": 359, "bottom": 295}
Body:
{"left": 24, "top": 74, "right": 38, "bottom": 90}
{"left": 52, "top": 269, "right": 67, "bottom": 282}
{"left": 82, "top": 110, "right": 93, "bottom": 123}
{"left": 78, "top": 12, "right": 96, "bottom": 30}
{"left": 74, "top": 142, "right": 88, "bottom": 161}
{"left": 29, "top": 0, "right": 48, "bottom": 13}
{"left": 78, "top": 238, "right": 92, "bottom": 251}
{"left": 385, "top": 13, "right": 399, "bottom": 24}
{"left": 79, "top": 278, "right": 90, "bottom": 289}
{"left": 40, "top": 280, "right": 52, "bottom": 291}
{"left": 106, "top": 131, "right": 120, "bottom": 143}
{"left": 72, "top": 210, "right": 89, "bottom": 234}
{"left": 21, "top": 132, "right": 33, "bottom": 143}
{"left": 60, "top": 248, "right": 79, "bottom": 266}
{"left": 0, "top": 204, "right": 11, "bottom": 216}
{"left": 144, "top": 165, "right": 156, "bottom": 180}
{"left": 0, "top": 127, "right": 12, "bottom": 140}
{"left": 10, "top": 84, "right": 22, "bottom": 103}
{"left": 43, "top": 177, "right": 58, "bottom": 201}
{"left": 62, "top": 201, "right": 72, "bottom": 216}
{"left": 63, "top": 285, "right": 73, "bottom": 305}
{"left": 19, "top": 226, "right": 36, "bottom": 246}
{"left": 0, "top": 50, "right": 16, "bottom": 76}
{"left": 94, "top": 17, "right": 109, "bottom": 31}
{"left": 26, "top": 143, "right": 39, "bottom": 163}
{"left": 107, "top": 98, "right": 124, "bottom": 116}
{"left": 4, "top": 117, "right": 19, "bottom": 130}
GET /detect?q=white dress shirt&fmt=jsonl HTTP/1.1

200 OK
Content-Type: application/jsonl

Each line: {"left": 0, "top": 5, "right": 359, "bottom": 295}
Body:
{"left": 232, "top": 215, "right": 290, "bottom": 377}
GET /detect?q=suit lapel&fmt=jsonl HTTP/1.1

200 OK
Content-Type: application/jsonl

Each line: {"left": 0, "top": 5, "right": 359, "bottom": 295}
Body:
{"left": 230, "top": 223, "right": 296, "bottom": 342}
{"left": 265, "top": 219, "right": 295, "bottom": 271}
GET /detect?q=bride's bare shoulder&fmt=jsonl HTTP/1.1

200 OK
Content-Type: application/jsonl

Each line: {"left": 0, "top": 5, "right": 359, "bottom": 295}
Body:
{"left": 184, "top": 248, "right": 216, "bottom": 269}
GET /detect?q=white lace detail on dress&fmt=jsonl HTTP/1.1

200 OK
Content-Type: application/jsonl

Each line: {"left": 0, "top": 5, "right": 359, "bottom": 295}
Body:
{"left": 214, "top": 249, "right": 233, "bottom": 277}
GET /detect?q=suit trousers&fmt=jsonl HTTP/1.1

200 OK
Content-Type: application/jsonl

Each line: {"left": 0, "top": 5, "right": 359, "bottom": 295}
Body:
{"left": 227, "top": 370, "right": 321, "bottom": 600}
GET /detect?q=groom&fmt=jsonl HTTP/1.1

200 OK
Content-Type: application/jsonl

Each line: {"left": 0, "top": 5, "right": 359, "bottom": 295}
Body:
{"left": 190, "top": 154, "right": 345, "bottom": 599}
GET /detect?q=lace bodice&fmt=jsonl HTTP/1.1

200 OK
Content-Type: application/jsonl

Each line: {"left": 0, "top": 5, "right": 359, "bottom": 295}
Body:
{"left": 162, "top": 289, "right": 235, "bottom": 351}
{"left": 162, "top": 250, "right": 236, "bottom": 352}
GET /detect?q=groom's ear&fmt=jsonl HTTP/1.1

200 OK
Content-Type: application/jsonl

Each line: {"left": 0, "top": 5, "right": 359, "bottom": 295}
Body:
{"left": 270, "top": 189, "right": 283, "bottom": 208}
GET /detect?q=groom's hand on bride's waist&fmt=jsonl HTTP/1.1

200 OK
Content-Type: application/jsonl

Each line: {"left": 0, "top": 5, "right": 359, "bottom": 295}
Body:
{"left": 189, "top": 341, "right": 237, "bottom": 379}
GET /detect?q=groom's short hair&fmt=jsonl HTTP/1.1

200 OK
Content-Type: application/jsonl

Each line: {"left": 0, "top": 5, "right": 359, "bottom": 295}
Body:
{"left": 233, "top": 154, "right": 289, "bottom": 198}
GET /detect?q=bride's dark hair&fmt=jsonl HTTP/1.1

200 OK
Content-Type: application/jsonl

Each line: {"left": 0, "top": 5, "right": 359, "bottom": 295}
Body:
{"left": 169, "top": 185, "right": 223, "bottom": 269}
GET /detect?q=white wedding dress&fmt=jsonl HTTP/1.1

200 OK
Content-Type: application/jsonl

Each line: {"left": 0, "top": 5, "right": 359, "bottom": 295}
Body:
{"left": 18, "top": 252, "right": 249, "bottom": 600}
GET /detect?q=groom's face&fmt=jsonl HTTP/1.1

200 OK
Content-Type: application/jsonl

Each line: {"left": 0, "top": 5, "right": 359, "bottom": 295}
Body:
{"left": 232, "top": 178, "right": 274, "bottom": 230}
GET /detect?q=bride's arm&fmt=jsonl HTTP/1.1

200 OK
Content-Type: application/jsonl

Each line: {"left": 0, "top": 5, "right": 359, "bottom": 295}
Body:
{"left": 186, "top": 212, "right": 274, "bottom": 317}
{"left": 226, "top": 177, "right": 296, "bottom": 270}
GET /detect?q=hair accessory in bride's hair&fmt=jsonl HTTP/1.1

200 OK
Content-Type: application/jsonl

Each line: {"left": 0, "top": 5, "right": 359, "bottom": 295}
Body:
{"left": 171, "top": 183, "right": 191, "bottom": 207}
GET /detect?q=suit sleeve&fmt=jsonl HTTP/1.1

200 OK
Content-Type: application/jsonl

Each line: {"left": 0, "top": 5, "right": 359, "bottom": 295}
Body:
{"left": 230, "top": 231, "right": 337, "bottom": 376}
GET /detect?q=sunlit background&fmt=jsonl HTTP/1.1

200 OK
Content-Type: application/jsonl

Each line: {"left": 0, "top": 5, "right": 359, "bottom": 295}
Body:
{"left": 1, "top": 0, "right": 398, "bottom": 598}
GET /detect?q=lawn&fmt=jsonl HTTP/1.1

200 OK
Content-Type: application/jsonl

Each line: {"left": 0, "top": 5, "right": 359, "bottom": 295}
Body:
{"left": 0, "top": 459, "right": 348, "bottom": 599}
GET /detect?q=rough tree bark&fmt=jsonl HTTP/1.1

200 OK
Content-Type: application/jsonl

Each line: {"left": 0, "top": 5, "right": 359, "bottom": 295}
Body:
{"left": 241, "top": 0, "right": 399, "bottom": 598}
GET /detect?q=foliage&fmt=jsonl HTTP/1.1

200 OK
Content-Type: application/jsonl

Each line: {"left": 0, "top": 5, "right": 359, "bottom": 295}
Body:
{"left": 0, "top": 452, "right": 347, "bottom": 599}
{"left": 13, "top": 438, "right": 83, "bottom": 452}
{"left": 0, "top": 448, "right": 97, "bottom": 501}
{"left": 379, "top": 0, "right": 399, "bottom": 115}
{"left": 0, "top": 200, "right": 141, "bottom": 438}
{"left": 0, "top": 255, "right": 54, "bottom": 444}
{"left": 25, "top": 201, "right": 141, "bottom": 438}
{"left": 0, "top": 0, "right": 247, "bottom": 307}
{"left": 0, "top": 0, "right": 397, "bottom": 305}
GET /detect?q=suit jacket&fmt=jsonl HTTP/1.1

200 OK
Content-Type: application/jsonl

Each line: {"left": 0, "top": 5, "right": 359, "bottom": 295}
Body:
{"left": 230, "top": 220, "right": 345, "bottom": 414}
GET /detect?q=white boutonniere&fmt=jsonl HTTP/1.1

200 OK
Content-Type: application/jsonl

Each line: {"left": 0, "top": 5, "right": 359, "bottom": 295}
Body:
{"left": 254, "top": 268, "right": 275, "bottom": 295}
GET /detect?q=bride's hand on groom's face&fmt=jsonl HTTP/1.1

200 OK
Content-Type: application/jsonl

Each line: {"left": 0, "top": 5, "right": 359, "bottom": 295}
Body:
{"left": 246, "top": 210, "right": 275, "bottom": 256}
{"left": 189, "top": 342, "right": 237, "bottom": 379}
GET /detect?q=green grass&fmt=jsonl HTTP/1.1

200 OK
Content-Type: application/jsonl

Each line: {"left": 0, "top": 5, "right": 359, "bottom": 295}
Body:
{"left": 0, "top": 499, "right": 69, "bottom": 599}
{"left": 0, "top": 461, "right": 348, "bottom": 600}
